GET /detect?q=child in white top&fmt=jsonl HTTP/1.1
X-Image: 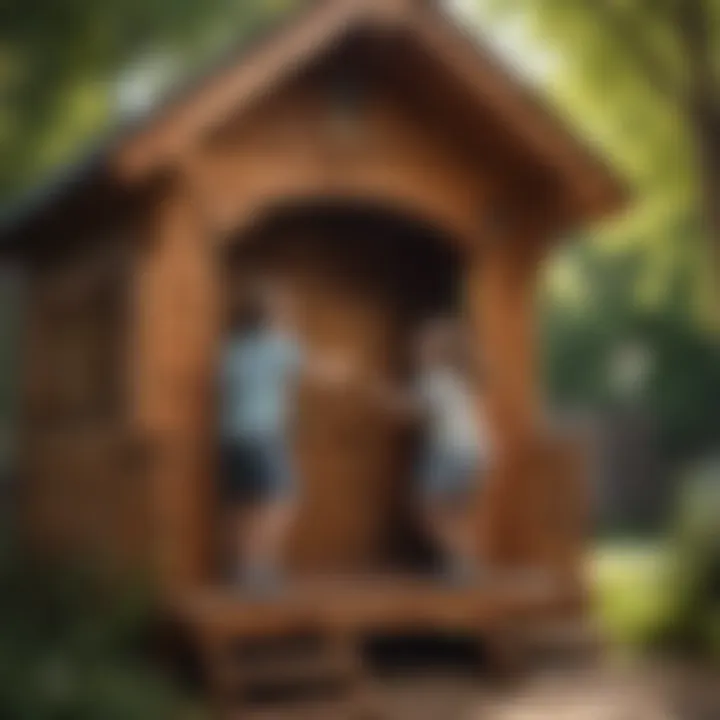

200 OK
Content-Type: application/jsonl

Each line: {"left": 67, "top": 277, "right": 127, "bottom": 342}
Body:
{"left": 374, "top": 317, "right": 491, "bottom": 582}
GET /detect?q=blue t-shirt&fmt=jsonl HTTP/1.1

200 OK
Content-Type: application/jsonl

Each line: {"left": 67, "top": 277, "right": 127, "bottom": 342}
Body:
{"left": 219, "top": 327, "right": 304, "bottom": 441}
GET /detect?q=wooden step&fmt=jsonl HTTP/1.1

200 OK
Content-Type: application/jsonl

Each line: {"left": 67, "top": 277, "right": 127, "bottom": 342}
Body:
{"left": 215, "top": 643, "right": 359, "bottom": 691}
{"left": 173, "top": 572, "right": 576, "bottom": 640}
{"left": 507, "top": 619, "right": 604, "bottom": 672}
{"left": 521, "top": 619, "right": 601, "bottom": 651}
{"left": 223, "top": 696, "right": 364, "bottom": 720}
{"left": 200, "top": 629, "right": 374, "bottom": 719}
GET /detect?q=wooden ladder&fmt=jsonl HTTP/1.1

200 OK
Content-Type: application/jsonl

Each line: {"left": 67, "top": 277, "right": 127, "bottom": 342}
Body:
{"left": 198, "top": 627, "right": 375, "bottom": 719}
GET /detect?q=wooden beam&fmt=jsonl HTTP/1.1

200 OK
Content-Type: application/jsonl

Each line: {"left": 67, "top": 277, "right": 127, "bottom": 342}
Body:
{"left": 132, "top": 168, "right": 220, "bottom": 594}
{"left": 466, "top": 203, "right": 550, "bottom": 567}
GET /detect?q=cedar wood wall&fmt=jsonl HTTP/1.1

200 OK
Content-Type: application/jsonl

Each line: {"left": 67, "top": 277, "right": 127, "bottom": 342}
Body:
{"left": 20, "top": 55, "right": 588, "bottom": 596}
{"left": 20, "top": 211, "right": 154, "bottom": 579}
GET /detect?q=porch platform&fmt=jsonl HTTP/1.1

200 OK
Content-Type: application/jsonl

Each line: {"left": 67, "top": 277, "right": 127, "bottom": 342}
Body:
{"left": 173, "top": 571, "right": 582, "bottom": 642}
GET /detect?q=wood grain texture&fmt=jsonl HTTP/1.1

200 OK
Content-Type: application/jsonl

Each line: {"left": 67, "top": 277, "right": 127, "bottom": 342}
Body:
{"left": 112, "top": 0, "right": 625, "bottom": 226}
{"left": 18, "top": 229, "right": 151, "bottom": 578}
{"left": 18, "top": 25, "right": 594, "bottom": 612}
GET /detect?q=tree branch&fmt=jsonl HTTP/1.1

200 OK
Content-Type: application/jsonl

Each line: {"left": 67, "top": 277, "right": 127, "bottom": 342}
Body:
{"left": 580, "top": 0, "right": 684, "bottom": 105}
{"left": 674, "top": 0, "right": 719, "bottom": 106}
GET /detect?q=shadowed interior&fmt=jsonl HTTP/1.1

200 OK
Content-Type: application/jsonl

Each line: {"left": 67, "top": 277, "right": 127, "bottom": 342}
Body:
{"left": 221, "top": 201, "right": 464, "bottom": 575}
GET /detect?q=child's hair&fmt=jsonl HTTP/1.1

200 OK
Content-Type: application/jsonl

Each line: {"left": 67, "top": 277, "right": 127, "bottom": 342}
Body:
{"left": 417, "top": 316, "right": 479, "bottom": 380}
{"left": 227, "top": 277, "right": 277, "bottom": 332}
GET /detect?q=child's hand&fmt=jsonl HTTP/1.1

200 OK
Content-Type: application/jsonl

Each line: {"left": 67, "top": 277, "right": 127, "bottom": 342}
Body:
{"left": 365, "top": 377, "right": 420, "bottom": 420}
{"left": 318, "top": 354, "right": 356, "bottom": 386}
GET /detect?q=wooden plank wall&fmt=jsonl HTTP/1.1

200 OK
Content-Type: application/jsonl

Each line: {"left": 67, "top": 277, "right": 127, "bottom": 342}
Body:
{"left": 467, "top": 207, "right": 589, "bottom": 579}
{"left": 20, "top": 231, "right": 152, "bottom": 577}
{"left": 15, "top": 26, "right": 602, "bottom": 603}
{"left": 193, "top": 64, "right": 494, "bottom": 247}
{"left": 127, "top": 53, "right": 589, "bottom": 594}
{"left": 132, "top": 177, "right": 220, "bottom": 595}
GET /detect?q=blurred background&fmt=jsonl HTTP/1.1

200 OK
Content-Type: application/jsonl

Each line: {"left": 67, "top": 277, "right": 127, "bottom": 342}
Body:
{"left": 0, "top": 0, "right": 718, "bottom": 717}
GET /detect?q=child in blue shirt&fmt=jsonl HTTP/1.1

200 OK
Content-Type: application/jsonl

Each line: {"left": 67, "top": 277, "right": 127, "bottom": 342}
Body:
{"left": 219, "top": 280, "right": 351, "bottom": 591}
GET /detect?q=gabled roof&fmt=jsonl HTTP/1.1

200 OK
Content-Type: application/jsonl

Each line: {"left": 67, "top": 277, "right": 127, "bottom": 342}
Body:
{"left": 1, "top": 0, "right": 626, "bottom": 249}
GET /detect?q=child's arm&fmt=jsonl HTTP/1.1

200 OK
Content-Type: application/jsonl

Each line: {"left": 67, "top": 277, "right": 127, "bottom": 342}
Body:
{"left": 303, "top": 354, "right": 416, "bottom": 420}
{"left": 294, "top": 337, "right": 360, "bottom": 390}
{"left": 362, "top": 375, "right": 425, "bottom": 423}
{"left": 293, "top": 340, "right": 423, "bottom": 421}
{"left": 303, "top": 352, "right": 355, "bottom": 387}
{"left": 270, "top": 329, "right": 352, "bottom": 389}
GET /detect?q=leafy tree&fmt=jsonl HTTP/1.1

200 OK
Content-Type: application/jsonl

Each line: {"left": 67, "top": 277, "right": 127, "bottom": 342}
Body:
{"left": 478, "top": 0, "right": 720, "bottom": 314}
{"left": 466, "top": 0, "right": 720, "bottom": 475}
{"left": 658, "top": 461, "right": 720, "bottom": 657}
{"left": 542, "top": 244, "right": 720, "bottom": 465}
{"left": 0, "top": 0, "right": 299, "bottom": 206}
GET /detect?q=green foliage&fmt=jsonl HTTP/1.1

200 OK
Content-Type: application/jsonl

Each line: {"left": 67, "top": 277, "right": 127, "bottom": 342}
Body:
{"left": 0, "top": 0, "right": 300, "bottom": 206}
{"left": 476, "top": 0, "right": 715, "bottom": 316}
{"left": 593, "top": 462, "right": 720, "bottom": 659}
{"left": 472, "top": 0, "right": 720, "bottom": 469}
{"left": 0, "top": 541, "right": 205, "bottom": 720}
{"left": 592, "top": 542, "right": 674, "bottom": 653}
{"left": 543, "top": 244, "right": 720, "bottom": 465}
{"left": 661, "top": 461, "right": 720, "bottom": 657}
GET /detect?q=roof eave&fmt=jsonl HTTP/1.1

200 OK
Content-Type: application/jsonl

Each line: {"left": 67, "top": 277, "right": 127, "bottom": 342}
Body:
{"left": 1, "top": 0, "right": 629, "bottom": 251}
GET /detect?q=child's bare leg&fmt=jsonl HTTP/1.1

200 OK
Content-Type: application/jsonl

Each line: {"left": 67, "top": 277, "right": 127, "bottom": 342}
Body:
{"left": 422, "top": 502, "right": 477, "bottom": 579}
{"left": 422, "top": 504, "right": 461, "bottom": 563}
{"left": 248, "top": 499, "right": 296, "bottom": 569}
{"left": 452, "top": 507, "right": 480, "bottom": 573}
{"left": 240, "top": 498, "right": 297, "bottom": 585}
{"left": 226, "top": 506, "right": 249, "bottom": 580}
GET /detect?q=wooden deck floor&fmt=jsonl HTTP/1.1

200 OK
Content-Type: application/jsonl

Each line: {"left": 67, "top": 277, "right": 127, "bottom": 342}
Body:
{"left": 174, "top": 571, "right": 578, "bottom": 640}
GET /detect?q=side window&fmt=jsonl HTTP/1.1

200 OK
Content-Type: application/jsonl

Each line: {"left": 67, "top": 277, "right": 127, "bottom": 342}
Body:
{"left": 30, "top": 242, "right": 128, "bottom": 427}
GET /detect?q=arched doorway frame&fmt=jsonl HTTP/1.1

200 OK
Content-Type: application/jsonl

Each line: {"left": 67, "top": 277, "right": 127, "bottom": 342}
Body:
{"left": 212, "top": 195, "right": 474, "bottom": 573}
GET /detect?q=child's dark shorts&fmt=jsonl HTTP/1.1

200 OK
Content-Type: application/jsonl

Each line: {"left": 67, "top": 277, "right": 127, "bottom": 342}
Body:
{"left": 418, "top": 446, "right": 483, "bottom": 504}
{"left": 220, "top": 436, "right": 294, "bottom": 503}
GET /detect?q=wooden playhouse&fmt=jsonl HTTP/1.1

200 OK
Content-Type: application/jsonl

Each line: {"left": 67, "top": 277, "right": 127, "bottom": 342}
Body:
{"left": 2, "top": 0, "right": 625, "bottom": 702}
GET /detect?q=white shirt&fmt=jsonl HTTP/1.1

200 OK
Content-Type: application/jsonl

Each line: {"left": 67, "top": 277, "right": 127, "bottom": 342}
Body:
{"left": 418, "top": 367, "right": 491, "bottom": 461}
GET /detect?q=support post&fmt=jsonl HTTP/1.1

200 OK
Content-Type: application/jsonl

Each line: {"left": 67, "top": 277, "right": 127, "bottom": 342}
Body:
{"left": 133, "top": 167, "right": 221, "bottom": 596}
{"left": 465, "top": 207, "right": 549, "bottom": 568}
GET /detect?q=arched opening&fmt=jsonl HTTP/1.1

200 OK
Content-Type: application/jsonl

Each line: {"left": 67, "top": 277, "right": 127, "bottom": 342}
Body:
{"left": 218, "top": 200, "right": 466, "bottom": 576}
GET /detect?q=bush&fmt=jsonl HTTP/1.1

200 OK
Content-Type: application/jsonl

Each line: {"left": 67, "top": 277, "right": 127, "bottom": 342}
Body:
{"left": 592, "top": 541, "right": 673, "bottom": 652}
{"left": 593, "top": 460, "right": 720, "bottom": 659}
{"left": 0, "top": 540, "right": 206, "bottom": 720}
{"left": 660, "top": 459, "right": 720, "bottom": 658}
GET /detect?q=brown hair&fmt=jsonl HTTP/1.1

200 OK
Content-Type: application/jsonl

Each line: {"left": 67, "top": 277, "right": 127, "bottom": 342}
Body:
{"left": 226, "top": 278, "right": 269, "bottom": 332}
{"left": 416, "top": 316, "right": 483, "bottom": 383}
